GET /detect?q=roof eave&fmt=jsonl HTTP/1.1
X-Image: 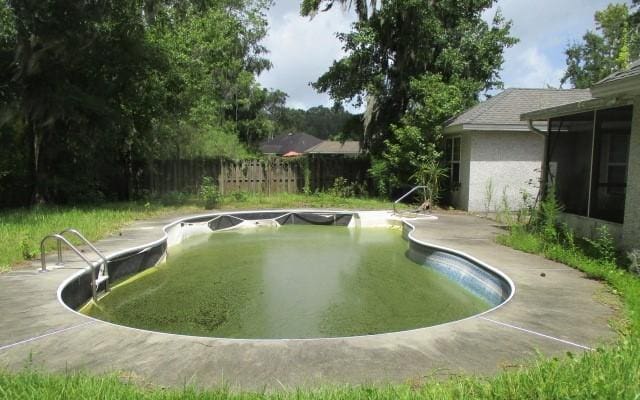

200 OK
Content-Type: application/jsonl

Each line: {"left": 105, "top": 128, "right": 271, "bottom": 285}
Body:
{"left": 521, "top": 97, "right": 634, "bottom": 121}
{"left": 443, "top": 122, "right": 546, "bottom": 134}
{"left": 591, "top": 77, "right": 640, "bottom": 98}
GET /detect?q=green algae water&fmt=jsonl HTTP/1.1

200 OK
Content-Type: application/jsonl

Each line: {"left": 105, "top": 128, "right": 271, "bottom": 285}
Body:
{"left": 84, "top": 225, "right": 490, "bottom": 338}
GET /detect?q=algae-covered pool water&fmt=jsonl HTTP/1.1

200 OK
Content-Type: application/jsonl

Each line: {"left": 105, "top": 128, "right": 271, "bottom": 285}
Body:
{"left": 84, "top": 225, "right": 490, "bottom": 338}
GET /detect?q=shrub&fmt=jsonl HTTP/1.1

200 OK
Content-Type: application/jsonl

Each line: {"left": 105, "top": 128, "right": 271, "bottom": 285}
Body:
{"left": 158, "top": 191, "right": 189, "bottom": 206}
{"left": 585, "top": 225, "right": 617, "bottom": 266}
{"left": 534, "top": 185, "right": 563, "bottom": 243}
{"left": 199, "top": 176, "right": 220, "bottom": 209}
{"left": 20, "top": 236, "right": 37, "bottom": 260}
{"left": 628, "top": 249, "right": 640, "bottom": 275}
{"left": 328, "top": 177, "right": 355, "bottom": 198}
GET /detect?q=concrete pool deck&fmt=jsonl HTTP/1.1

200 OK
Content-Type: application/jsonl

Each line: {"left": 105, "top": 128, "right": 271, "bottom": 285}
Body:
{"left": 0, "top": 211, "right": 619, "bottom": 390}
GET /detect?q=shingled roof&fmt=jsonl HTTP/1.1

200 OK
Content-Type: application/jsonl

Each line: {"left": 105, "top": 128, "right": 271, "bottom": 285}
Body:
{"left": 259, "top": 133, "right": 323, "bottom": 155}
{"left": 591, "top": 58, "right": 640, "bottom": 97}
{"left": 596, "top": 59, "right": 640, "bottom": 86}
{"left": 306, "top": 140, "right": 360, "bottom": 155}
{"left": 444, "top": 88, "right": 593, "bottom": 133}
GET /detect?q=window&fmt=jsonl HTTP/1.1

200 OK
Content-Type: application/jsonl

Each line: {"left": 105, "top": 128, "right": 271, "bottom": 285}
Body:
{"left": 445, "top": 137, "right": 461, "bottom": 190}
{"left": 589, "top": 106, "right": 632, "bottom": 223}
{"left": 547, "top": 111, "right": 594, "bottom": 216}
{"left": 547, "top": 105, "right": 632, "bottom": 223}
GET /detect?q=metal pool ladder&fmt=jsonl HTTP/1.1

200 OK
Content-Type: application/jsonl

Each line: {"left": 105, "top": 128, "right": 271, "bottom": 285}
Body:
{"left": 392, "top": 185, "right": 430, "bottom": 214}
{"left": 40, "top": 228, "right": 109, "bottom": 301}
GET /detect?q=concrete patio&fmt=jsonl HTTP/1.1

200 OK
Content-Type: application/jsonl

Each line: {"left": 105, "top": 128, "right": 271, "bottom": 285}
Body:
{"left": 0, "top": 212, "right": 620, "bottom": 390}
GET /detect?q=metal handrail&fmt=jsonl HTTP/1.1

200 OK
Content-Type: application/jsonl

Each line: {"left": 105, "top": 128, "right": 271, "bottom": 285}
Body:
{"left": 59, "top": 229, "right": 108, "bottom": 268}
{"left": 41, "top": 234, "right": 101, "bottom": 300}
{"left": 40, "top": 230, "right": 109, "bottom": 300}
{"left": 59, "top": 228, "right": 110, "bottom": 294}
{"left": 393, "top": 185, "right": 430, "bottom": 214}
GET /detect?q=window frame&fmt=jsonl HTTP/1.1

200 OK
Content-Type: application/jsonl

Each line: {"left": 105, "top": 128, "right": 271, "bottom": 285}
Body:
{"left": 445, "top": 136, "right": 462, "bottom": 190}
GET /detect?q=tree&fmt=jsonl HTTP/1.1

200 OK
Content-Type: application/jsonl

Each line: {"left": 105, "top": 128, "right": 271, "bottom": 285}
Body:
{"left": 0, "top": 0, "right": 277, "bottom": 206}
{"left": 147, "top": 1, "right": 275, "bottom": 159}
{"left": 266, "top": 105, "right": 362, "bottom": 141}
{"left": 562, "top": 3, "right": 640, "bottom": 89}
{"left": 301, "top": 0, "right": 381, "bottom": 22}
{"left": 303, "top": 0, "right": 516, "bottom": 194}
{"left": 8, "top": 0, "right": 161, "bottom": 202}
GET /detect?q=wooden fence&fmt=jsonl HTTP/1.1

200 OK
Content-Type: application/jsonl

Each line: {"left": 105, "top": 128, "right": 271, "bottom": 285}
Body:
{"left": 143, "top": 156, "right": 370, "bottom": 195}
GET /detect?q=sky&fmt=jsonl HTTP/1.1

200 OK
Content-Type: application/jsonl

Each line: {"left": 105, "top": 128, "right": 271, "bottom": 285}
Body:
{"left": 257, "top": 0, "right": 633, "bottom": 111}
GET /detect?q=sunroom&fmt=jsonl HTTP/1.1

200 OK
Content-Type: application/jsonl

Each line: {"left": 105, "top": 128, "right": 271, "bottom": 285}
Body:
{"left": 522, "top": 60, "right": 640, "bottom": 249}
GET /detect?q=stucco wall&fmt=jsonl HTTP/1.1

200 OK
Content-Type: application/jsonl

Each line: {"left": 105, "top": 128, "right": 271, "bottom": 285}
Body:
{"left": 560, "top": 213, "right": 623, "bottom": 244}
{"left": 466, "top": 132, "right": 544, "bottom": 212}
{"left": 623, "top": 99, "right": 640, "bottom": 250}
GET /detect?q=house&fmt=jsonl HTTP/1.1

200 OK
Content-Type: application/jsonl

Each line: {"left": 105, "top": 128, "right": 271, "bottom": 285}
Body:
{"left": 443, "top": 88, "right": 592, "bottom": 212}
{"left": 260, "top": 132, "right": 360, "bottom": 157}
{"left": 521, "top": 60, "right": 640, "bottom": 249}
{"left": 305, "top": 140, "right": 360, "bottom": 156}
{"left": 259, "top": 133, "right": 323, "bottom": 156}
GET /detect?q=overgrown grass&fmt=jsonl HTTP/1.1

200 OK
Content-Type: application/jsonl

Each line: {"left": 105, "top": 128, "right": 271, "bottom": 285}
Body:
{"left": 0, "top": 203, "right": 199, "bottom": 272}
{"left": 0, "top": 193, "right": 402, "bottom": 272}
{"left": 218, "top": 191, "right": 402, "bottom": 211}
{"left": 3, "top": 193, "right": 640, "bottom": 398}
{"left": 1, "top": 339, "right": 639, "bottom": 399}
{"left": 498, "top": 225, "right": 640, "bottom": 334}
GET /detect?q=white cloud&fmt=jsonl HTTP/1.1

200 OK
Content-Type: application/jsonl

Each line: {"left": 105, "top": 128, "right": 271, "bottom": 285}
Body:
{"left": 501, "top": 46, "right": 565, "bottom": 89}
{"left": 261, "top": 0, "right": 635, "bottom": 109}
{"left": 485, "top": 0, "right": 633, "bottom": 89}
{"left": 258, "top": 5, "right": 355, "bottom": 110}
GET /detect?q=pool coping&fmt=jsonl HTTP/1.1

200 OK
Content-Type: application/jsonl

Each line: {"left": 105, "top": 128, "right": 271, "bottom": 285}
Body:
{"left": 0, "top": 210, "right": 620, "bottom": 390}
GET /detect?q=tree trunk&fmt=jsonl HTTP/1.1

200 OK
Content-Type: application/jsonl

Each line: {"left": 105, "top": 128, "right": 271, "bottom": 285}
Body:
{"left": 30, "top": 124, "right": 45, "bottom": 205}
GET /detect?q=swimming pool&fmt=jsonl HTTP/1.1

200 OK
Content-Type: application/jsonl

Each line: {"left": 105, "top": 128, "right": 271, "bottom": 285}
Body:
{"left": 62, "top": 211, "right": 512, "bottom": 339}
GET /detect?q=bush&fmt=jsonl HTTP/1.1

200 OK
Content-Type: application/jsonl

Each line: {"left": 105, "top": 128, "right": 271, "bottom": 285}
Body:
{"left": 328, "top": 177, "right": 354, "bottom": 198}
{"left": 585, "top": 225, "right": 617, "bottom": 266}
{"left": 628, "top": 249, "right": 640, "bottom": 275}
{"left": 199, "top": 176, "right": 220, "bottom": 209}
{"left": 327, "top": 177, "right": 367, "bottom": 198}
{"left": 230, "top": 191, "right": 249, "bottom": 202}
{"left": 158, "top": 191, "right": 189, "bottom": 206}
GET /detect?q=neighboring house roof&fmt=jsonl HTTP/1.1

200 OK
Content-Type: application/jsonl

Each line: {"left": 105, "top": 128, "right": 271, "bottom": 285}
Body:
{"left": 591, "top": 58, "right": 640, "bottom": 98}
{"left": 306, "top": 141, "right": 360, "bottom": 155}
{"left": 444, "top": 88, "right": 593, "bottom": 134}
{"left": 259, "top": 133, "right": 323, "bottom": 155}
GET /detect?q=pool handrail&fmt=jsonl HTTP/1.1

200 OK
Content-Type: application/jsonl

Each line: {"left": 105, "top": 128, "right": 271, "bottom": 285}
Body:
{"left": 41, "top": 228, "right": 110, "bottom": 300}
{"left": 393, "top": 185, "right": 430, "bottom": 214}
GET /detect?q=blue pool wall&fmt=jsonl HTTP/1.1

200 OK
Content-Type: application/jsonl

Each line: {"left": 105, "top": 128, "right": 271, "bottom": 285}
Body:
{"left": 402, "top": 222, "right": 511, "bottom": 306}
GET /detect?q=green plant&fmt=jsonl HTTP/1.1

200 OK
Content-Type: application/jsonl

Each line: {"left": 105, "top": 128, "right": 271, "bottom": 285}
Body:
{"left": 537, "top": 185, "right": 563, "bottom": 243}
{"left": 198, "top": 176, "right": 220, "bottom": 210}
{"left": 158, "top": 191, "right": 189, "bottom": 206}
{"left": 559, "top": 223, "right": 577, "bottom": 252}
{"left": 517, "top": 189, "right": 534, "bottom": 224}
{"left": 302, "top": 157, "right": 312, "bottom": 195}
{"left": 484, "top": 178, "right": 494, "bottom": 216}
{"left": 496, "top": 186, "right": 515, "bottom": 225}
{"left": 585, "top": 225, "right": 617, "bottom": 266}
{"left": 410, "top": 159, "right": 447, "bottom": 206}
{"left": 20, "top": 237, "right": 37, "bottom": 260}
{"left": 627, "top": 249, "right": 640, "bottom": 275}
{"left": 328, "top": 177, "right": 355, "bottom": 198}
{"left": 230, "top": 191, "right": 249, "bottom": 202}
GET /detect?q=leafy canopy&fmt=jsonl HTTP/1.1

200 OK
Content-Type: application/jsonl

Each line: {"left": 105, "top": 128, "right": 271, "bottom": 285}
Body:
{"left": 303, "top": 0, "right": 517, "bottom": 195}
{"left": 562, "top": 3, "right": 640, "bottom": 88}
